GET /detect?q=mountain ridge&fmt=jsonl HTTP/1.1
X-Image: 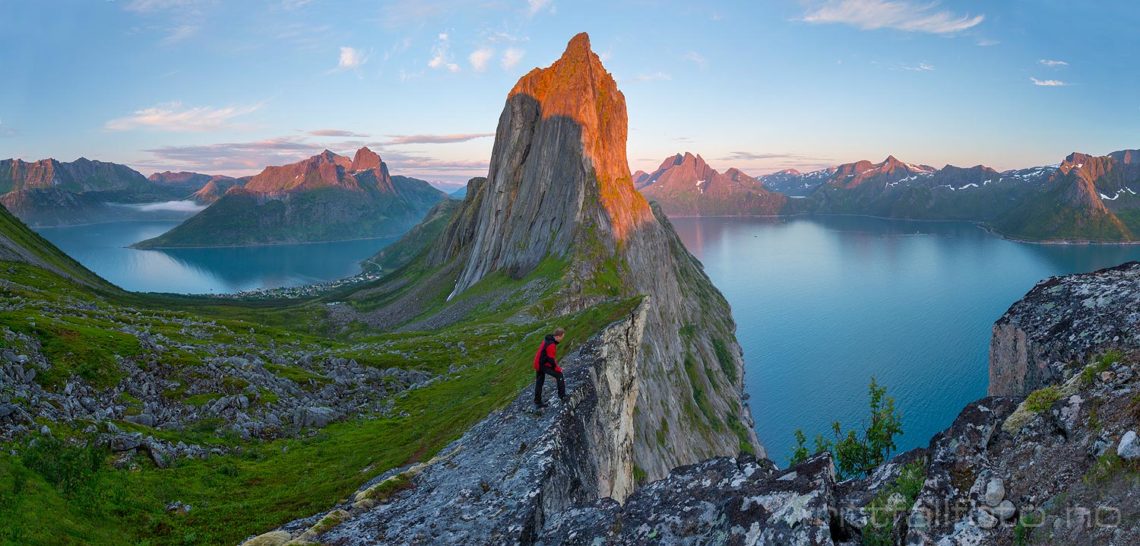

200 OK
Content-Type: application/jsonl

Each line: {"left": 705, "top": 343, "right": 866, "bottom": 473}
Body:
{"left": 132, "top": 148, "right": 445, "bottom": 248}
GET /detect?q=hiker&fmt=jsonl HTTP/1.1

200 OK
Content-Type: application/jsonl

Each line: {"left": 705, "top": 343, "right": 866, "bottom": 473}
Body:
{"left": 533, "top": 328, "right": 566, "bottom": 408}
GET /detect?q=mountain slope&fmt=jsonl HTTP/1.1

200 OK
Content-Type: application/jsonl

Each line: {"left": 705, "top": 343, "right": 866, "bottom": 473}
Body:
{"left": 425, "top": 33, "right": 761, "bottom": 479}
{"left": 638, "top": 152, "right": 787, "bottom": 216}
{"left": 133, "top": 148, "right": 445, "bottom": 248}
{"left": 0, "top": 202, "right": 115, "bottom": 290}
{"left": 993, "top": 152, "right": 1135, "bottom": 241}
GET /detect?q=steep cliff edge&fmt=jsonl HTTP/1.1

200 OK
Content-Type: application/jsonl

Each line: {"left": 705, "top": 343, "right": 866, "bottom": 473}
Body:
{"left": 245, "top": 301, "right": 648, "bottom": 545}
{"left": 535, "top": 263, "right": 1140, "bottom": 545}
{"left": 989, "top": 261, "right": 1140, "bottom": 396}
{"left": 426, "top": 32, "right": 760, "bottom": 480}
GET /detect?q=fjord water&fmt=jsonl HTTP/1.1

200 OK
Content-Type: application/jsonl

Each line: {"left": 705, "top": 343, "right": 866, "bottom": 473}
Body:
{"left": 671, "top": 216, "right": 1140, "bottom": 465}
{"left": 35, "top": 221, "right": 394, "bottom": 294}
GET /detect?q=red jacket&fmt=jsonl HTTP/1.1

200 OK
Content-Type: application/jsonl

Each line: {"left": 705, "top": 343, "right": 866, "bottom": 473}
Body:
{"left": 533, "top": 335, "right": 560, "bottom": 372}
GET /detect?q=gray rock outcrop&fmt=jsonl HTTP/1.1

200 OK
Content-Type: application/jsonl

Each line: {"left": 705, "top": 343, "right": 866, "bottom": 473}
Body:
{"left": 989, "top": 261, "right": 1140, "bottom": 396}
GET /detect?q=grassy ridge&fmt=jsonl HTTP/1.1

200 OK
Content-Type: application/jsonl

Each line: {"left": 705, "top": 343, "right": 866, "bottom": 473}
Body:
{"left": 0, "top": 203, "right": 117, "bottom": 291}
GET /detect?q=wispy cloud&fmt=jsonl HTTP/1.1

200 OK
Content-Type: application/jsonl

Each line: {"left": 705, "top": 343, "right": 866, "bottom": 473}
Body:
{"left": 719, "top": 152, "right": 830, "bottom": 162}
{"left": 526, "top": 0, "right": 552, "bottom": 16}
{"left": 428, "top": 33, "right": 460, "bottom": 72}
{"left": 802, "top": 0, "right": 984, "bottom": 34}
{"left": 469, "top": 47, "right": 494, "bottom": 71}
{"left": 161, "top": 24, "right": 199, "bottom": 44}
{"left": 1039, "top": 59, "right": 1068, "bottom": 67}
{"left": 105, "top": 102, "right": 261, "bottom": 132}
{"left": 683, "top": 51, "right": 707, "bottom": 69}
{"left": 1030, "top": 77, "right": 1067, "bottom": 87}
{"left": 976, "top": 38, "right": 999, "bottom": 47}
{"left": 501, "top": 48, "right": 525, "bottom": 69}
{"left": 337, "top": 46, "right": 368, "bottom": 70}
{"left": 0, "top": 117, "right": 16, "bottom": 138}
{"left": 308, "top": 129, "right": 370, "bottom": 137}
{"left": 901, "top": 62, "right": 935, "bottom": 71}
{"left": 386, "top": 133, "right": 494, "bottom": 145}
{"left": 629, "top": 72, "right": 671, "bottom": 82}
{"left": 123, "top": 0, "right": 202, "bottom": 12}
{"left": 142, "top": 137, "right": 318, "bottom": 172}
{"left": 137, "top": 134, "right": 491, "bottom": 181}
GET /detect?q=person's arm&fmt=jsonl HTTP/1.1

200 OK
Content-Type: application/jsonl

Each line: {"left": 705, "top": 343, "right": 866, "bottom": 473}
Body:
{"left": 547, "top": 343, "right": 561, "bottom": 373}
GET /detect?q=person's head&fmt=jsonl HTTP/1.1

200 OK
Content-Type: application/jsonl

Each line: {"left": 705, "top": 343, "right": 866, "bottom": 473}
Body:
{"left": 553, "top": 327, "right": 565, "bottom": 342}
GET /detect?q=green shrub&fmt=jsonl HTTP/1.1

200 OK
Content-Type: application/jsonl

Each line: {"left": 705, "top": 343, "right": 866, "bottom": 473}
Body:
{"left": 1014, "top": 510, "right": 1043, "bottom": 546}
{"left": 1079, "top": 349, "right": 1123, "bottom": 386}
{"left": 862, "top": 459, "right": 926, "bottom": 546}
{"left": 1025, "top": 386, "right": 1061, "bottom": 413}
{"left": 789, "top": 378, "right": 903, "bottom": 479}
{"left": 19, "top": 436, "right": 106, "bottom": 498}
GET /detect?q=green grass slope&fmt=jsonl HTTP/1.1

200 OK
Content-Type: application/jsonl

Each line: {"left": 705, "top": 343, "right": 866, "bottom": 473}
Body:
{"left": 1, "top": 198, "right": 640, "bottom": 544}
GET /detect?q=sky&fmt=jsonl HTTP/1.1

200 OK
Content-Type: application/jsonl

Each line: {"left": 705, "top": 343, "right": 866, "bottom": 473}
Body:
{"left": 1, "top": 0, "right": 1138, "bottom": 188}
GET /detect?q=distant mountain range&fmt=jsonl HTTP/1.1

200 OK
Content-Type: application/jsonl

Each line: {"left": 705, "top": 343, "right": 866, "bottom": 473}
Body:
{"left": 133, "top": 147, "right": 446, "bottom": 248}
{"left": 0, "top": 158, "right": 240, "bottom": 226}
{"left": 636, "top": 150, "right": 1140, "bottom": 242}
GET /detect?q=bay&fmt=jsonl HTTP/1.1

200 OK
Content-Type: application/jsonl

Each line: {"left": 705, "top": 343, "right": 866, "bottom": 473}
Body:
{"left": 671, "top": 215, "right": 1140, "bottom": 465}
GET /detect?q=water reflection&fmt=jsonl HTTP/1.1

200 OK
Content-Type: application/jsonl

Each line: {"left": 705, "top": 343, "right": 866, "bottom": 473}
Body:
{"left": 670, "top": 216, "right": 1140, "bottom": 465}
{"left": 35, "top": 221, "right": 395, "bottom": 294}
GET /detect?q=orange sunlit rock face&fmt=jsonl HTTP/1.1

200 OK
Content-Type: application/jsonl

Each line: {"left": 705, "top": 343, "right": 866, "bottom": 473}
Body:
{"left": 242, "top": 147, "right": 392, "bottom": 194}
{"left": 508, "top": 32, "right": 652, "bottom": 240}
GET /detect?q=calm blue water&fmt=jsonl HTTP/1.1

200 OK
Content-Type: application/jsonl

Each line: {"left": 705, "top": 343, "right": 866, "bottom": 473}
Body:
{"left": 671, "top": 216, "right": 1140, "bottom": 466}
{"left": 35, "top": 221, "right": 395, "bottom": 294}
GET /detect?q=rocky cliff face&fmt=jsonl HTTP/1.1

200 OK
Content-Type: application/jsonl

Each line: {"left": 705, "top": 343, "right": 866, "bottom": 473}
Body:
{"left": 440, "top": 32, "right": 653, "bottom": 296}
{"left": 429, "top": 33, "right": 761, "bottom": 479}
{"left": 989, "top": 261, "right": 1140, "bottom": 397}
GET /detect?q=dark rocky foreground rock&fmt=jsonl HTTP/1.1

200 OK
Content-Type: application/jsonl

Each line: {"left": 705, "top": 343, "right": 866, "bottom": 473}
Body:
{"left": 989, "top": 261, "right": 1140, "bottom": 396}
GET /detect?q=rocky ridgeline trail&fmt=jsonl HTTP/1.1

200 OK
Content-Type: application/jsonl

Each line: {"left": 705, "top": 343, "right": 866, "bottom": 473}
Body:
{"left": 0, "top": 268, "right": 433, "bottom": 468}
{"left": 242, "top": 262, "right": 1140, "bottom": 546}
{"left": 243, "top": 300, "right": 650, "bottom": 546}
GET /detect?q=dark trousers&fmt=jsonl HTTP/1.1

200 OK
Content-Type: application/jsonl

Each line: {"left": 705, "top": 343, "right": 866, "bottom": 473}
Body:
{"left": 534, "top": 367, "right": 565, "bottom": 404}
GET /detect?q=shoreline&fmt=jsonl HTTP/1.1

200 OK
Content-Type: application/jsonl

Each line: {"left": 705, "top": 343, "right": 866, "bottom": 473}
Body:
{"left": 128, "top": 233, "right": 401, "bottom": 250}
{"left": 664, "top": 212, "right": 1140, "bottom": 246}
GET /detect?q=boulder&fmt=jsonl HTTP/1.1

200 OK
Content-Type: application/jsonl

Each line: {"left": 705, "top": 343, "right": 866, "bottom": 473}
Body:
{"left": 984, "top": 478, "right": 1005, "bottom": 507}
{"left": 1118, "top": 430, "right": 1140, "bottom": 461}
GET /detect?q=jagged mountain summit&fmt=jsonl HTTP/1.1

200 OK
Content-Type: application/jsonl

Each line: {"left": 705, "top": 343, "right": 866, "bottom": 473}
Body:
{"left": 427, "top": 32, "right": 760, "bottom": 473}
{"left": 132, "top": 147, "right": 445, "bottom": 248}
{"left": 637, "top": 152, "right": 786, "bottom": 216}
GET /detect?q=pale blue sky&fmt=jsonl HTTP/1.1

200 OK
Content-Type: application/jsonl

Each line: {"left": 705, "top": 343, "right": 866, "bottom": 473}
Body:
{"left": 1, "top": 0, "right": 1137, "bottom": 187}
